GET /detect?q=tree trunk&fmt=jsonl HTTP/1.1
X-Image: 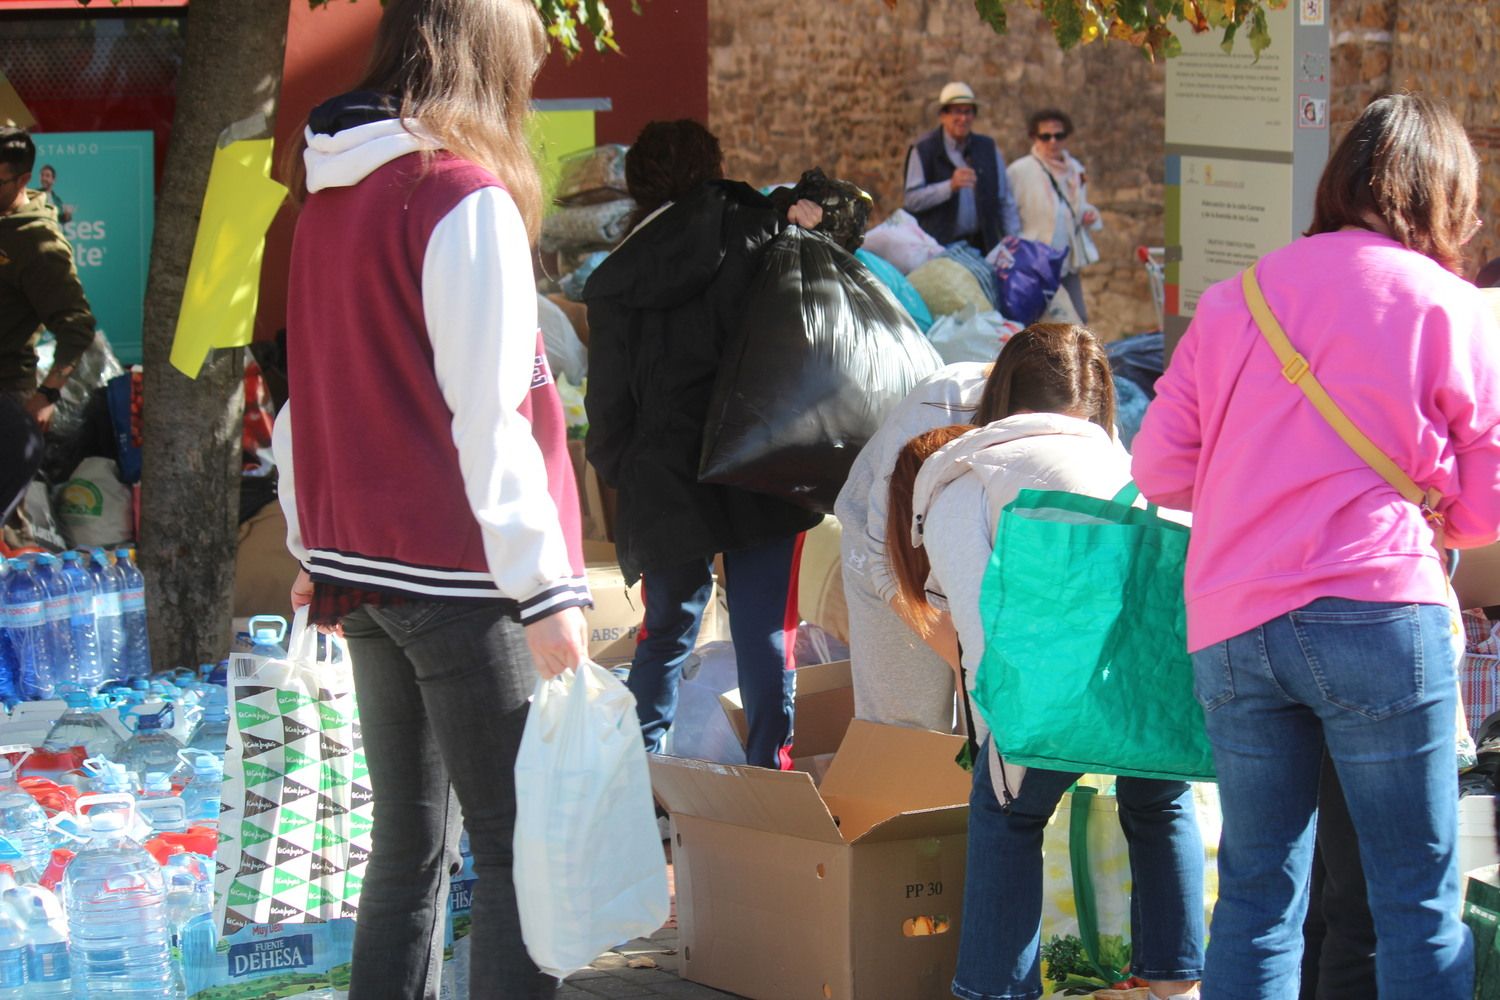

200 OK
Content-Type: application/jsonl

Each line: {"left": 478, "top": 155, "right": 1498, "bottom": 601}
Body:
{"left": 139, "top": 1, "right": 289, "bottom": 672}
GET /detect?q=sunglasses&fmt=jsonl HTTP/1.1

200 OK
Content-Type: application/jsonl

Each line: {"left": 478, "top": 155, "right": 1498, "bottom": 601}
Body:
{"left": 1035, "top": 131, "right": 1069, "bottom": 142}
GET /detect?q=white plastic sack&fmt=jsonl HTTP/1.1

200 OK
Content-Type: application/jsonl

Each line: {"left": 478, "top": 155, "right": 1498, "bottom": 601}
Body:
{"left": 861, "top": 208, "right": 945, "bottom": 274}
{"left": 926, "top": 304, "right": 1024, "bottom": 364}
{"left": 55, "top": 456, "right": 133, "bottom": 548}
{"left": 513, "top": 662, "right": 669, "bottom": 979}
{"left": 537, "top": 293, "right": 588, "bottom": 384}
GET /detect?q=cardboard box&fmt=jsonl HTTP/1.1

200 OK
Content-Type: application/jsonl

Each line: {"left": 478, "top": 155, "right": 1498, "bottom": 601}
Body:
{"left": 581, "top": 540, "right": 721, "bottom": 668}
{"left": 651, "top": 720, "right": 971, "bottom": 1000}
{"left": 583, "top": 540, "right": 642, "bottom": 668}
{"left": 720, "top": 659, "right": 855, "bottom": 778}
{"left": 1456, "top": 541, "right": 1500, "bottom": 611}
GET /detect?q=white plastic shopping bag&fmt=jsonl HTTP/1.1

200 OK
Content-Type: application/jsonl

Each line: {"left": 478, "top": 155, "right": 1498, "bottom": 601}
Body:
{"left": 513, "top": 661, "right": 670, "bottom": 979}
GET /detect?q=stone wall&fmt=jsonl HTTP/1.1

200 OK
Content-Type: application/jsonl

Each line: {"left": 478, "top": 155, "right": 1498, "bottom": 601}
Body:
{"left": 706, "top": 1, "right": 1495, "bottom": 342}
{"left": 1390, "top": 0, "right": 1500, "bottom": 273}
{"left": 707, "top": 0, "right": 1166, "bottom": 339}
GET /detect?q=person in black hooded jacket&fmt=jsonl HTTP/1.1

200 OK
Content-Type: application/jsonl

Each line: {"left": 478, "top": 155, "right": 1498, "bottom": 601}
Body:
{"left": 583, "top": 120, "right": 824, "bottom": 769}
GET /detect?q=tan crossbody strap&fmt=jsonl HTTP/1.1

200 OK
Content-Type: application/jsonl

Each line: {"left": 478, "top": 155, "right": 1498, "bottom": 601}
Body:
{"left": 1240, "top": 264, "right": 1447, "bottom": 545}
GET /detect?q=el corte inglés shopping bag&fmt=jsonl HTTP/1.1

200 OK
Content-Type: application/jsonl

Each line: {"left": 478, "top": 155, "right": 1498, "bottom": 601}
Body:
{"left": 974, "top": 483, "right": 1215, "bottom": 781}
{"left": 215, "top": 608, "right": 373, "bottom": 934}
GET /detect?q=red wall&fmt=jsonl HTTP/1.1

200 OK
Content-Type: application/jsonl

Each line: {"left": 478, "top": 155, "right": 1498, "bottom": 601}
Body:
{"left": 256, "top": 0, "right": 709, "bottom": 339}
{"left": 534, "top": 1, "right": 710, "bottom": 145}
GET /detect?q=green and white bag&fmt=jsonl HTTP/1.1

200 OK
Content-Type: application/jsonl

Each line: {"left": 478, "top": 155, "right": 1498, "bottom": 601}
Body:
{"left": 214, "top": 608, "right": 373, "bottom": 934}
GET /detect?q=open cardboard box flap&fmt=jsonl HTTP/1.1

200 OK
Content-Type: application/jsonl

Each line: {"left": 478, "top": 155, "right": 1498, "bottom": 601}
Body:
{"left": 719, "top": 659, "right": 854, "bottom": 759}
{"left": 818, "top": 720, "right": 971, "bottom": 842}
{"left": 652, "top": 719, "right": 969, "bottom": 846}
{"left": 649, "top": 755, "right": 844, "bottom": 845}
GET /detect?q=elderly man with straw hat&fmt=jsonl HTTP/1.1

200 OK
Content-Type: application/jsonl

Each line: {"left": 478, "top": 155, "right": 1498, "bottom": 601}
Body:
{"left": 902, "top": 81, "right": 1020, "bottom": 255}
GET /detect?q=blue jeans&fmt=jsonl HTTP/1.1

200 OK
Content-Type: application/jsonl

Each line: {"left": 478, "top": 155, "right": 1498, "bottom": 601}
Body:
{"left": 952, "top": 749, "right": 1205, "bottom": 1000}
{"left": 1191, "top": 598, "right": 1472, "bottom": 1000}
{"left": 340, "top": 601, "right": 556, "bottom": 1000}
{"left": 628, "top": 536, "right": 797, "bottom": 768}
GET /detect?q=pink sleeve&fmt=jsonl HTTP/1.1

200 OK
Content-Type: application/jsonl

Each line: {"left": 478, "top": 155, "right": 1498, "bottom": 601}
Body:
{"left": 1435, "top": 299, "right": 1500, "bottom": 548}
{"left": 1131, "top": 315, "right": 1204, "bottom": 512}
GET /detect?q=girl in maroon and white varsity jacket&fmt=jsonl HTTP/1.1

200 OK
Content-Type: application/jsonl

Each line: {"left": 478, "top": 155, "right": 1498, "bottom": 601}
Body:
{"left": 274, "top": 105, "right": 589, "bottom": 628}
{"left": 271, "top": 3, "right": 588, "bottom": 996}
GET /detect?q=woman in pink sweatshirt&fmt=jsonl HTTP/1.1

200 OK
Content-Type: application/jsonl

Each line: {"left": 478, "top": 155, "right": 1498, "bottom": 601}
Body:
{"left": 1132, "top": 95, "right": 1500, "bottom": 1000}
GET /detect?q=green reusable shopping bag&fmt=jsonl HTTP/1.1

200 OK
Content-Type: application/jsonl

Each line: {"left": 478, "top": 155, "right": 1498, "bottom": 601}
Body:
{"left": 973, "top": 482, "right": 1215, "bottom": 781}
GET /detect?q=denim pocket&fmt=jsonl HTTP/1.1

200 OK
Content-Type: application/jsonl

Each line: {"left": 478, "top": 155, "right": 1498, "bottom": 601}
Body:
{"left": 1290, "top": 601, "right": 1423, "bottom": 720}
{"left": 1190, "top": 643, "right": 1235, "bottom": 711}
{"left": 367, "top": 600, "right": 449, "bottom": 635}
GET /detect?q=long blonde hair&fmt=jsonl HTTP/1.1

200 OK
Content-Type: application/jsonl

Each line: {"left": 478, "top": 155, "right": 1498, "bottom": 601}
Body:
{"left": 359, "top": 0, "right": 547, "bottom": 241}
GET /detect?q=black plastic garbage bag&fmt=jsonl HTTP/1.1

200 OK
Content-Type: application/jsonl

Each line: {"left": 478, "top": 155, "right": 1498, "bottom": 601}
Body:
{"left": 698, "top": 227, "right": 941, "bottom": 513}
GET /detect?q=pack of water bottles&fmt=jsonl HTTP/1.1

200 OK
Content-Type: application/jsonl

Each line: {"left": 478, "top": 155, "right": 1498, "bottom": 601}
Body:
{"left": 0, "top": 547, "right": 152, "bottom": 703}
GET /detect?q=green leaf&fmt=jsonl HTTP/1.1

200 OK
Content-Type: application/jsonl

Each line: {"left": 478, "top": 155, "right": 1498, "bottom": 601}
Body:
{"left": 1247, "top": 4, "right": 1273, "bottom": 58}
{"left": 973, "top": 0, "right": 1009, "bottom": 34}
{"left": 1218, "top": 19, "right": 1239, "bottom": 53}
{"left": 1043, "top": 0, "right": 1085, "bottom": 48}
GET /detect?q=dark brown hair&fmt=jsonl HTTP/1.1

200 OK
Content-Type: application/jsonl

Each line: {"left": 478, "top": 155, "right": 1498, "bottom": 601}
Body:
{"left": 974, "top": 323, "right": 1116, "bottom": 431}
{"left": 0, "top": 127, "right": 35, "bottom": 175}
{"left": 1307, "top": 94, "right": 1478, "bottom": 274}
{"left": 624, "top": 119, "right": 724, "bottom": 229}
{"left": 886, "top": 425, "right": 974, "bottom": 636}
{"left": 1027, "top": 109, "right": 1073, "bottom": 138}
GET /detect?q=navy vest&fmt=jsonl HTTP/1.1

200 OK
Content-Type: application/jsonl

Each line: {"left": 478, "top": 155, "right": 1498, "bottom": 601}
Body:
{"left": 908, "top": 128, "right": 1003, "bottom": 253}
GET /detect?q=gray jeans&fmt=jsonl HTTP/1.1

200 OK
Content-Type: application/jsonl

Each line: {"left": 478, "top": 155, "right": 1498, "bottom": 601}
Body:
{"left": 340, "top": 600, "right": 556, "bottom": 1000}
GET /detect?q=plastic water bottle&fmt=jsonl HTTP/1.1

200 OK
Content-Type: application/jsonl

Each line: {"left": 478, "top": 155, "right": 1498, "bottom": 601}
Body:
{"left": 84, "top": 550, "right": 126, "bottom": 685}
{"left": 113, "top": 550, "right": 151, "bottom": 681}
{"left": 0, "top": 761, "right": 48, "bottom": 881}
{"left": 41, "top": 690, "right": 124, "bottom": 760}
{"left": 80, "top": 758, "right": 133, "bottom": 797}
{"left": 118, "top": 705, "right": 183, "bottom": 788}
{"left": 5, "top": 561, "right": 57, "bottom": 701}
{"left": 0, "top": 563, "right": 24, "bottom": 705}
{"left": 30, "top": 558, "right": 75, "bottom": 694}
{"left": 175, "top": 752, "right": 221, "bottom": 828}
{"left": 7, "top": 885, "right": 68, "bottom": 998}
{"left": 58, "top": 554, "right": 102, "bottom": 692}
{"left": 136, "top": 775, "right": 187, "bottom": 836}
{"left": 185, "top": 687, "right": 229, "bottom": 759}
{"left": 0, "top": 876, "right": 27, "bottom": 998}
{"left": 63, "top": 794, "right": 176, "bottom": 998}
{"left": 159, "top": 853, "right": 211, "bottom": 945}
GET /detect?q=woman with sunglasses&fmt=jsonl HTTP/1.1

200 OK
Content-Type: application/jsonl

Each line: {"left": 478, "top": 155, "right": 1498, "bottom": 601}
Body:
{"left": 1006, "top": 109, "right": 1102, "bottom": 322}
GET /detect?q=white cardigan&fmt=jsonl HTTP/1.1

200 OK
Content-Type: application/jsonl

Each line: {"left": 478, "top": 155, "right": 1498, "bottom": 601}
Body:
{"left": 1007, "top": 152, "right": 1102, "bottom": 272}
{"left": 909, "top": 413, "right": 1132, "bottom": 801}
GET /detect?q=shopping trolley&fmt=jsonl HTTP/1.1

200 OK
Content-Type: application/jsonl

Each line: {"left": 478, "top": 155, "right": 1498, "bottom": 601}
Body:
{"left": 1136, "top": 245, "right": 1166, "bottom": 332}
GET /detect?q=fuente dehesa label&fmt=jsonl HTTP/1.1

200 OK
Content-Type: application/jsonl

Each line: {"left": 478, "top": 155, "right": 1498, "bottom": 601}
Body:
{"left": 227, "top": 933, "right": 315, "bottom": 977}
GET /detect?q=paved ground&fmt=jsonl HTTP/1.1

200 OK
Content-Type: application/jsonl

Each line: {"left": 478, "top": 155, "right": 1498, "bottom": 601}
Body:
{"left": 562, "top": 860, "right": 747, "bottom": 999}
{"left": 563, "top": 931, "right": 741, "bottom": 999}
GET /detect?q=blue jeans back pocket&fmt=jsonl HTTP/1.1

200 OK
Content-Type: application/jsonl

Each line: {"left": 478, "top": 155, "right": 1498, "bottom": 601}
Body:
{"left": 1290, "top": 601, "right": 1424, "bottom": 720}
{"left": 1190, "top": 642, "right": 1236, "bottom": 711}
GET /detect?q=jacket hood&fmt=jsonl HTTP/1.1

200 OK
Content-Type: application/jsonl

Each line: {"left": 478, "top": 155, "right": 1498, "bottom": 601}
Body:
{"left": 303, "top": 90, "right": 436, "bottom": 193}
{"left": 0, "top": 189, "right": 57, "bottom": 231}
{"left": 582, "top": 180, "right": 771, "bottom": 310}
{"left": 909, "top": 412, "right": 1120, "bottom": 549}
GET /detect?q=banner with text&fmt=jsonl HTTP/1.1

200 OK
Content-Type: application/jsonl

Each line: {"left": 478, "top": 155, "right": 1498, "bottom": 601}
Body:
{"left": 31, "top": 131, "right": 154, "bottom": 365}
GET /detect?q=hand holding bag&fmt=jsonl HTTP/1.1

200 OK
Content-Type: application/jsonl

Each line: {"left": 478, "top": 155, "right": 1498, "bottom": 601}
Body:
{"left": 513, "top": 661, "right": 669, "bottom": 979}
